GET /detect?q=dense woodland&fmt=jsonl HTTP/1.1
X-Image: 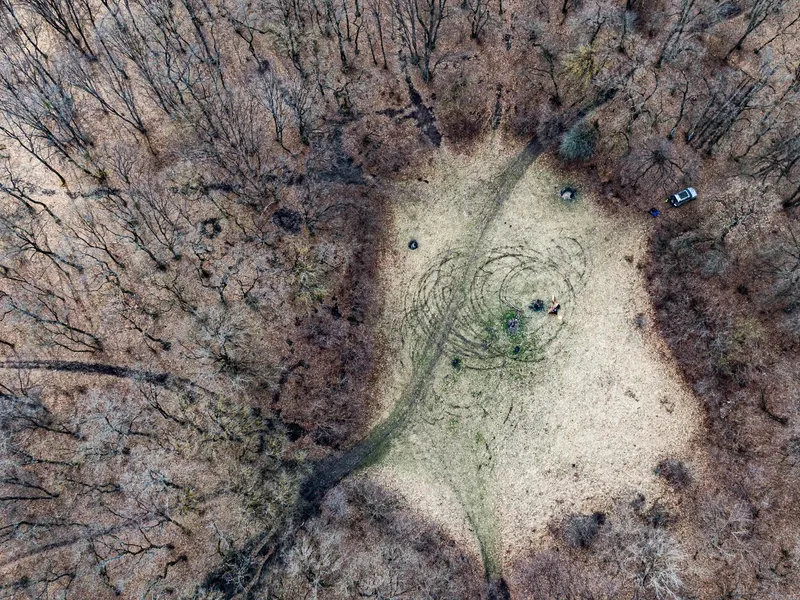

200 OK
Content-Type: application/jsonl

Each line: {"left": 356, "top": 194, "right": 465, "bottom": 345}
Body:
{"left": 0, "top": 0, "right": 799, "bottom": 598}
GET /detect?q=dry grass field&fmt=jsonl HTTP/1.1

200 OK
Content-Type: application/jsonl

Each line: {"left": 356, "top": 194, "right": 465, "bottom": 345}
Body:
{"left": 366, "top": 137, "right": 705, "bottom": 577}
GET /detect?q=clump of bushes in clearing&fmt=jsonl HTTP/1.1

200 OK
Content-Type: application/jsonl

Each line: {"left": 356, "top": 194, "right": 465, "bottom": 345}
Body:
{"left": 559, "top": 119, "right": 598, "bottom": 161}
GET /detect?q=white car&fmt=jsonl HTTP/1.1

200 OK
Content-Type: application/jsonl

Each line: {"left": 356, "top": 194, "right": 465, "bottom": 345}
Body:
{"left": 668, "top": 187, "right": 697, "bottom": 207}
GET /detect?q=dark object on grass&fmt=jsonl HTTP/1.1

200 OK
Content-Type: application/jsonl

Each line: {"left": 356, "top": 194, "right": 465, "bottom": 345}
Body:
{"left": 717, "top": 1, "right": 742, "bottom": 19}
{"left": 630, "top": 492, "right": 646, "bottom": 512}
{"left": 654, "top": 458, "right": 691, "bottom": 489}
{"left": 409, "top": 239, "right": 419, "bottom": 250}
{"left": 272, "top": 207, "right": 303, "bottom": 234}
{"left": 530, "top": 299, "right": 546, "bottom": 312}
{"left": 285, "top": 422, "right": 306, "bottom": 441}
{"left": 487, "top": 578, "right": 511, "bottom": 600}
{"left": 513, "top": 345, "right": 521, "bottom": 355}
{"left": 560, "top": 187, "right": 577, "bottom": 201}
{"left": 200, "top": 218, "right": 222, "bottom": 238}
{"left": 646, "top": 501, "right": 676, "bottom": 528}
{"left": 505, "top": 315, "right": 520, "bottom": 335}
{"left": 451, "top": 357, "right": 462, "bottom": 369}
{"left": 563, "top": 512, "right": 606, "bottom": 548}
{"left": 649, "top": 208, "right": 660, "bottom": 217}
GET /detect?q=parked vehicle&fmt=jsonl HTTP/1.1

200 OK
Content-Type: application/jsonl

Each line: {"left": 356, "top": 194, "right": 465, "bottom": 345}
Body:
{"left": 667, "top": 187, "right": 697, "bottom": 207}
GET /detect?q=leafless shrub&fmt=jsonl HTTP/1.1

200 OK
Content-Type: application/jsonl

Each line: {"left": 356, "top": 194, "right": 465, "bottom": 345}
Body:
{"left": 655, "top": 458, "right": 692, "bottom": 490}
{"left": 594, "top": 508, "right": 686, "bottom": 600}
{"left": 348, "top": 477, "right": 401, "bottom": 526}
{"left": 511, "top": 550, "right": 618, "bottom": 599}
{"left": 699, "top": 494, "right": 755, "bottom": 563}
{"left": 262, "top": 477, "right": 483, "bottom": 599}
{"left": 624, "top": 527, "right": 685, "bottom": 600}
{"left": 562, "top": 511, "right": 606, "bottom": 548}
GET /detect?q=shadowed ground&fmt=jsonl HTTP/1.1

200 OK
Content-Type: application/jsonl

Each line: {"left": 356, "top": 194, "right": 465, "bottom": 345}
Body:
{"left": 302, "top": 138, "right": 542, "bottom": 496}
{"left": 300, "top": 138, "right": 544, "bottom": 594}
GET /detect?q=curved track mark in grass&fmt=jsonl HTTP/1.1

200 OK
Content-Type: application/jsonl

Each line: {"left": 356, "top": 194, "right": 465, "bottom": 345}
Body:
{"left": 301, "top": 138, "right": 545, "bottom": 509}
{"left": 405, "top": 240, "right": 587, "bottom": 370}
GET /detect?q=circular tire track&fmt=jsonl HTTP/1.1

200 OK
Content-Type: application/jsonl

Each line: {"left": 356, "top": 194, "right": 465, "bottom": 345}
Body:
{"left": 404, "top": 240, "right": 587, "bottom": 371}
{"left": 405, "top": 239, "right": 588, "bottom": 480}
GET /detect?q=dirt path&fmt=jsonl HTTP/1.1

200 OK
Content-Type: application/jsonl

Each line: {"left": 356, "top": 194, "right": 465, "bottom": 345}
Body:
{"left": 301, "top": 138, "right": 543, "bottom": 510}
{"left": 362, "top": 147, "right": 704, "bottom": 598}
{"left": 299, "top": 92, "right": 699, "bottom": 599}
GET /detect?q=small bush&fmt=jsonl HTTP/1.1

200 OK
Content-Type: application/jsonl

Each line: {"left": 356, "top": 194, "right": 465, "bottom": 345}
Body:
{"left": 559, "top": 119, "right": 598, "bottom": 161}
{"left": 787, "top": 436, "right": 800, "bottom": 459}
{"left": 562, "top": 512, "right": 606, "bottom": 548}
{"left": 645, "top": 501, "right": 676, "bottom": 529}
{"left": 512, "top": 550, "right": 618, "bottom": 598}
{"left": 654, "top": 459, "right": 691, "bottom": 489}
{"left": 625, "top": 528, "right": 685, "bottom": 599}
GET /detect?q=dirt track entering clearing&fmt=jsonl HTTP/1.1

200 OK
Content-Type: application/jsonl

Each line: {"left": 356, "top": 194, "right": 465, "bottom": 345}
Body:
{"left": 302, "top": 138, "right": 543, "bottom": 507}
{"left": 369, "top": 140, "right": 703, "bottom": 581}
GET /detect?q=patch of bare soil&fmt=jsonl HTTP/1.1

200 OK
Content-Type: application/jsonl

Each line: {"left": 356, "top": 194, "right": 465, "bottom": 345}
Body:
{"left": 366, "top": 138, "right": 706, "bottom": 577}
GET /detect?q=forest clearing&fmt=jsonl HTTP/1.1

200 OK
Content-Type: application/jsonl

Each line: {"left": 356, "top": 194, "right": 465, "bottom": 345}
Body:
{"left": 370, "top": 142, "right": 703, "bottom": 581}
{"left": 1, "top": 0, "right": 800, "bottom": 598}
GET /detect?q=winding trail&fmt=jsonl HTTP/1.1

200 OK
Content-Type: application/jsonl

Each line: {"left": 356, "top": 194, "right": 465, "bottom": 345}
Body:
{"left": 300, "top": 137, "right": 544, "bottom": 594}
{"left": 1, "top": 95, "right": 616, "bottom": 596}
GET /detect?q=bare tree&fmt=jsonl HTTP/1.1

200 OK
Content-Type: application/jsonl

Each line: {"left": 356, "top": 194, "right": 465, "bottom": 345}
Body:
{"left": 527, "top": 44, "right": 563, "bottom": 106}
{"left": 0, "top": 276, "right": 104, "bottom": 354}
{"left": 624, "top": 528, "right": 685, "bottom": 599}
{"left": 0, "top": 22, "right": 98, "bottom": 180}
{"left": 98, "top": 0, "right": 201, "bottom": 120}
{"left": 284, "top": 74, "right": 317, "bottom": 145}
{"left": 667, "top": 69, "right": 691, "bottom": 140}
{"left": 698, "top": 494, "right": 756, "bottom": 562}
{"left": 227, "top": 0, "right": 306, "bottom": 72}
{"left": 18, "top": 0, "right": 98, "bottom": 59}
{"left": 365, "top": 0, "right": 390, "bottom": 68}
{"left": 322, "top": 0, "right": 350, "bottom": 69}
{"left": 687, "top": 69, "right": 768, "bottom": 155}
{"left": 0, "top": 154, "right": 59, "bottom": 221}
{"left": 187, "top": 88, "right": 287, "bottom": 205}
{"left": 623, "top": 139, "right": 690, "bottom": 196}
{"left": 0, "top": 199, "right": 81, "bottom": 274}
{"left": 463, "top": 0, "right": 490, "bottom": 40}
{"left": 727, "top": 0, "right": 785, "bottom": 58}
{"left": 392, "top": 0, "right": 448, "bottom": 82}
{"left": 656, "top": 0, "right": 704, "bottom": 68}
{"left": 750, "top": 128, "right": 800, "bottom": 183}
{"left": 259, "top": 70, "right": 290, "bottom": 147}
{"left": 754, "top": 9, "right": 800, "bottom": 54}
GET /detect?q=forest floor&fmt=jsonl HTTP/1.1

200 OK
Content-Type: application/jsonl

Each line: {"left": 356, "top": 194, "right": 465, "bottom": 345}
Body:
{"left": 366, "top": 137, "right": 707, "bottom": 577}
